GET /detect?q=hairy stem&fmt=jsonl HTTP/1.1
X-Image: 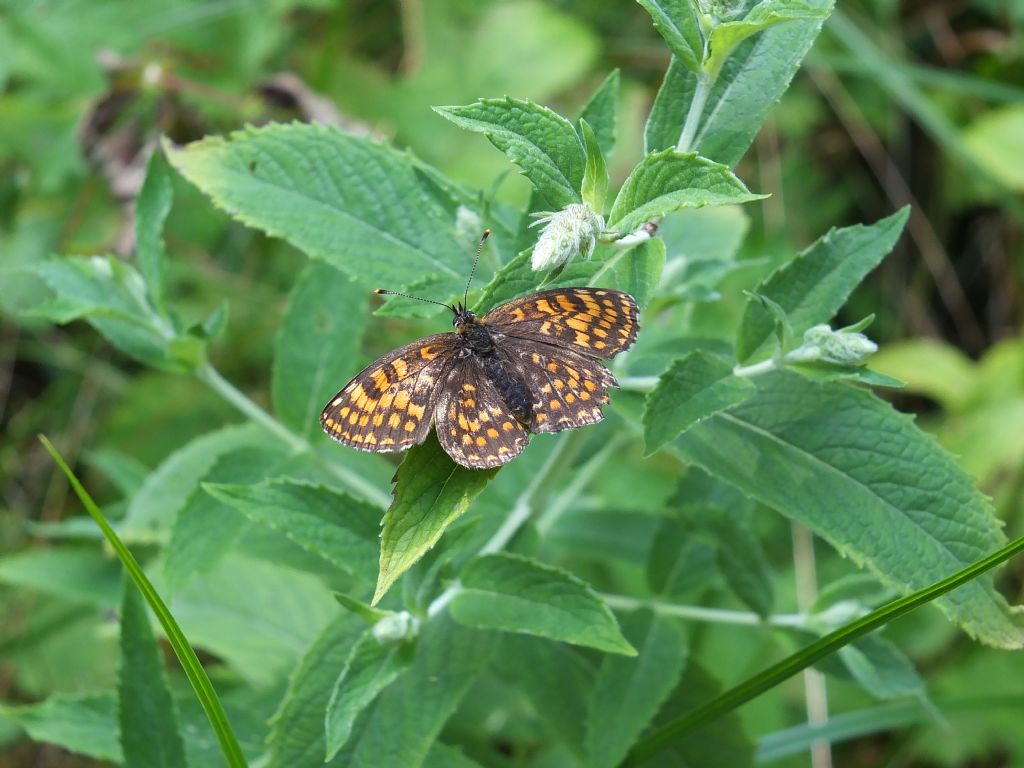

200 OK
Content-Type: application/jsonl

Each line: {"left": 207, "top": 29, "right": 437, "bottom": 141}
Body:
{"left": 677, "top": 71, "right": 711, "bottom": 153}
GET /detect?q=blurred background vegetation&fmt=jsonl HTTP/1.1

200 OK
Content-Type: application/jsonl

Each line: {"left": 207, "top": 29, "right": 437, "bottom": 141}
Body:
{"left": 1, "top": 0, "right": 1022, "bottom": 765}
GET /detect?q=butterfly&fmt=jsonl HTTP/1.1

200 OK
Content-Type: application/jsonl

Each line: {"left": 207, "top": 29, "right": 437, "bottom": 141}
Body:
{"left": 320, "top": 234, "right": 639, "bottom": 469}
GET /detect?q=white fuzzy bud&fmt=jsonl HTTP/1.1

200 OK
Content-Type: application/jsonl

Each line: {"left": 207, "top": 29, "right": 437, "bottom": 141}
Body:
{"left": 529, "top": 203, "right": 604, "bottom": 272}
{"left": 372, "top": 611, "right": 420, "bottom": 644}
{"left": 800, "top": 324, "right": 879, "bottom": 365}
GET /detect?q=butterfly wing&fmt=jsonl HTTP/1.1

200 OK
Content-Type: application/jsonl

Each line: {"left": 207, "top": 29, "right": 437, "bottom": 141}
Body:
{"left": 483, "top": 287, "right": 638, "bottom": 359}
{"left": 434, "top": 356, "right": 529, "bottom": 469}
{"left": 320, "top": 333, "right": 458, "bottom": 452}
{"left": 498, "top": 339, "right": 618, "bottom": 433}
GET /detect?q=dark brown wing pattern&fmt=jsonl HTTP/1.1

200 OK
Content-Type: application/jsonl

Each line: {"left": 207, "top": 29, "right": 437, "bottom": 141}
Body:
{"left": 320, "top": 333, "right": 457, "bottom": 452}
{"left": 434, "top": 357, "right": 529, "bottom": 469}
{"left": 484, "top": 287, "right": 638, "bottom": 359}
{"left": 499, "top": 339, "right": 618, "bottom": 433}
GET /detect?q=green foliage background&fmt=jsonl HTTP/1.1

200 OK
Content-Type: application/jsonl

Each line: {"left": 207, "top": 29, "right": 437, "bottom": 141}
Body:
{"left": 2, "top": 1, "right": 1023, "bottom": 766}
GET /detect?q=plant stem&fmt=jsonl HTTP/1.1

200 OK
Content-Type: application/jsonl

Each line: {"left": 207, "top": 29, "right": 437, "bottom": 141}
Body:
{"left": 677, "top": 71, "right": 711, "bottom": 153}
{"left": 599, "top": 593, "right": 807, "bottom": 629}
{"left": 195, "top": 362, "right": 391, "bottom": 508}
{"left": 426, "top": 436, "right": 575, "bottom": 618}
{"left": 535, "top": 434, "right": 626, "bottom": 536}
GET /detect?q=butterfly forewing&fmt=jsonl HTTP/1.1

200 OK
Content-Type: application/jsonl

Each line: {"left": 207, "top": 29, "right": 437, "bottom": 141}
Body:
{"left": 484, "top": 288, "right": 638, "bottom": 359}
{"left": 320, "top": 333, "right": 458, "bottom": 452}
{"left": 434, "top": 358, "right": 529, "bottom": 468}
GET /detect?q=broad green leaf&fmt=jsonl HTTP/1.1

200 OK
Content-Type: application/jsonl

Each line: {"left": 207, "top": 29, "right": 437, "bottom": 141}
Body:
{"left": 325, "top": 630, "right": 414, "bottom": 759}
{"left": 579, "top": 69, "right": 620, "bottom": 156}
{"left": 206, "top": 479, "right": 381, "bottom": 583}
{"left": 434, "top": 97, "right": 585, "bottom": 209}
{"left": 636, "top": 0, "right": 705, "bottom": 74}
{"left": 594, "top": 237, "right": 666, "bottom": 310}
{"left": 0, "top": 692, "right": 121, "bottom": 762}
{"left": 0, "top": 547, "right": 120, "bottom": 607}
{"left": 494, "top": 635, "right": 596, "bottom": 752}
{"left": 639, "top": 663, "right": 755, "bottom": 767}
{"left": 118, "top": 579, "right": 187, "bottom": 768}
{"left": 165, "top": 125, "right": 470, "bottom": 307}
{"left": 672, "top": 372, "right": 1024, "bottom": 647}
{"left": 707, "top": 508, "right": 775, "bottom": 618}
{"left": 579, "top": 119, "right": 608, "bottom": 213}
{"left": 450, "top": 552, "right": 636, "bottom": 655}
{"left": 836, "top": 634, "right": 927, "bottom": 701}
{"left": 272, "top": 260, "right": 368, "bottom": 438}
{"left": 706, "top": 0, "right": 829, "bottom": 79}
{"left": 163, "top": 445, "right": 290, "bottom": 589}
{"left": 84, "top": 449, "right": 150, "bottom": 497}
{"left": 136, "top": 151, "right": 174, "bottom": 319}
{"left": 869, "top": 339, "right": 976, "bottom": 412}
{"left": 265, "top": 616, "right": 364, "bottom": 768}
{"left": 424, "top": 743, "right": 484, "bottom": 767}
{"left": 645, "top": 0, "right": 835, "bottom": 166}
{"left": 373, "top": 433, "right": 498, "bottom": 605}
{"left": 171, "top": 553, "right": 337, "bottom": 686}
{"left": 29, "top": 255, "right": 173, "bottom": 367}
{"left": 120, "top": 424, "right": 265, "bottom": 538}
{"left": 646, "top": 513, "right": 720, "bottom": 599}
{"left": 736, "top": 207, "right": 910, "bottom": 362}
{"left": 607, "top": 150, "right": 763, "bottom": 234}
{"left": 342, "top": 616, "right": 494, "bottom": 766}
{"left": 585, "top": 611, "right": 689, "bottom": 768}
{"left": 962, "top": 105, "right": 1024, "bottom": 191}
{"left": 642, "top": 351, "right": 755, "bottom": 454}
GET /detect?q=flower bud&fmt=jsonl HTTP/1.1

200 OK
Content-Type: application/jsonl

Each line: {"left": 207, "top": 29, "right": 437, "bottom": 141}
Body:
{"left": 529, "top": 203, "right": 604, "bottom": 272}
{"left": 372, "top": 611, "right": 420, "bottom": 644}
{"left": 800, "top": 324, "right": 878, "bottom": 365}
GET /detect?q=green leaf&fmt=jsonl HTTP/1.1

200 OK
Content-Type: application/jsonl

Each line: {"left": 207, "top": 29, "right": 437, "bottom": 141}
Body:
{"left": 0, "top": 692, "right": 121, "bottom": 762}
{"left": 373, "top": 432, "right": 499, "bottom": 605}
{"left": 29, "top": 255, "right": 173, "bottom": 368}
{"left": 579, "top": 119, "right": 608, "bottom": 213}
{"left": 607, "top": 150, "right": 763, "bottom": 233}
{"left": 325, "top": 629, "right": 414, "bottom": 759}
{"left": 494, "top": 635, "right": 596, "bottom": 751}
{"left": 0, "top": 547, "right": 121, "bottom": 607}
{"left": 705, "top": 0, "right": 830, "bottom": 79}
{"left": 206, "top": 479, "right": 381, "bottom": 583}
{"left": 708, "top": 508, "right": 775, "bottom": 618}
{"left": 962, "top": 105, "right": 1024, "bottom": 192}
{"left": 171, "top": 553, "right": 337, "bottom": 687}
{"left": 594, "top": 238, "right": 666, "bottom": 309}
{"left": 585, "top": 611, "right": 689, "bottom": 768}
{"left": 868, "top": 339, "right": 976, "bottom": 412}
{"left": 642, "top": 351, "right": 755, "bottom": 455}
{"left": 265, "top": 616, "right": 364, "bottom": 768}
{"left": 163, "top": 445, "right": 289, "bottom": 589}
{"left": 836, "top": 634, "right": 927, "bottom": 701}
{"left": 736, "top": 207, "right": 910, "bottom": 363}
{"left": 164, "top": 125, "right": 470, "bottom": 307}
{"left": 120, "top": 424, "right": 265, "bottom": 538}
{"left": 671, "top": 373, "right": 1024, "bottom": 647}
{"left": 341, "top": 616, "right": 494, "bottom": 765}
{"left": 434, "top": 97, "right": 585, "bottom": 209}
{"left": 272, "top": 260, "right": 368, "bottom": 438}
{"left": 636, "top": 0, "right": 705, "bottom": 74}
{"left": 118, "top": 578, "right": 188, "bottom": 768}
{"left": 645, "top": 1, "right": 835, "bottom": 166}
{"left": 135, "top": 150, "right": 174, "bottom": 319}
{"left": 579, "top": 69, "right": 620, "bottom": 156}
{"left": 39, "top": 436, "right": 247, "bottom": 768}
{"left": 450, "top": 552, "right": 636, "bottom": 655}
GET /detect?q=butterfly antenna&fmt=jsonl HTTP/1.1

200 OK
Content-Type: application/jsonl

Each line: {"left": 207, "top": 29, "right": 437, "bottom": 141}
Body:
{"left": 464, "top": 229, "right": 491, "bottom": 308}
{"left": 373, "top": 288, "right": 455, "bottom": 312}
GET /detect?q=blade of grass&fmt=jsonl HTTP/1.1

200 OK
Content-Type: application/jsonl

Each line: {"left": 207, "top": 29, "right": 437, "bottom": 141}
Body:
{"left": 625, "top": 532, "right": 1024, "bottom": 764}
{"left": 39, "top": 435, "right": 248, "bottom": 768}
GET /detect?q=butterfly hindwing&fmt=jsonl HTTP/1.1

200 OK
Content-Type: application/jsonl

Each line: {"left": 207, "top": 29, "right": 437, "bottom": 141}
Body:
{"left": 320, "top": 333, "right": 457, "bottom": 452}
{"left": 500, "top": 339, "right": 618, "bottom": 433}
{"left": 484, "top": 287, "right": 638, "bottom": 359}
{"left": 434, "top": 357, "right": 529, "bottom": 469}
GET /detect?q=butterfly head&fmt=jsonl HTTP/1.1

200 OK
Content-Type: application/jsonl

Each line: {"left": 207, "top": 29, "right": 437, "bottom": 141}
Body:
{"left": 452, "top": 302, "right": 477, "bottom": 329}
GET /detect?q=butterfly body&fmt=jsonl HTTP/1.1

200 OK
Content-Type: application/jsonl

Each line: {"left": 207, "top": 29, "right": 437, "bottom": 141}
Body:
{"left": 321, "top": 287, "right": 638, "bottom": 469}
